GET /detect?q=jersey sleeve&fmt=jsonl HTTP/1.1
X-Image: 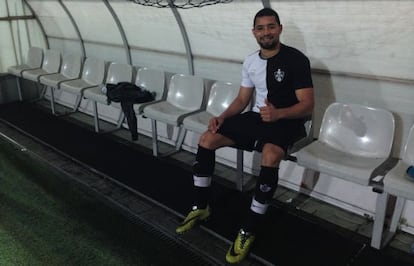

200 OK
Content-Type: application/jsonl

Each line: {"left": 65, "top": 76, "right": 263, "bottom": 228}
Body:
{"left": 241, "top": 58, "right": 255, "bottom": 88}
{"left": 292, "top": 55, "right": 313, "bottom": 90}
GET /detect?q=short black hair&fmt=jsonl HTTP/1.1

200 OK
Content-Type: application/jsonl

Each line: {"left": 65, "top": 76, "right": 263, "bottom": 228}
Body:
{"left": 253, "top": 8, "right": 281, "bottom": 27}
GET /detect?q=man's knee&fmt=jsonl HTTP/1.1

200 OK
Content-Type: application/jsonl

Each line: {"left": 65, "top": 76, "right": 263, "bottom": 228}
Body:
{"left": 199, "top": 131, "right": 233, "bottom": 150}
{"left": 261, "top": 143, "right": 285, "bottom": 167}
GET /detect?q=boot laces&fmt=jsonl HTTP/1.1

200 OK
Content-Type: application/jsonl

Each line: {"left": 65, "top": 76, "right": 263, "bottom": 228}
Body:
{"left": 238, "top": 229, "right": 249, "bottom": 249}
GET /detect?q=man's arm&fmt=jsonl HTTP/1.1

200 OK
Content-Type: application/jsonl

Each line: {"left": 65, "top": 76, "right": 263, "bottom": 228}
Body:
{"left": 259, "top": 87, "right": 314, "bottom": 122}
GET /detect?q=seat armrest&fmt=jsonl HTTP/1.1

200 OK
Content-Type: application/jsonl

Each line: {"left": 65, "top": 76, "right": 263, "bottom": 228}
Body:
{"left": 370, "top": 157, "right": 399, "bottom": 192}
{"left": 177, "top": 108, "right": 206, "bottom": 124}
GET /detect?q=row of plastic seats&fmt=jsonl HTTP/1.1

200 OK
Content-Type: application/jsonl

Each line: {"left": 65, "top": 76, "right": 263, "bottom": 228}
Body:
{"left": 9, "top": 48, "right": 414, "bottom": 250}
{"left": 6, "top": 47, "right": 243, "bottom": 161}
{"left": 6, "top": 48, "right": 248, "bottom": 160}
{"left": 7, "top": 47, "right": 162, "bottom": 133}
{"left": 59, "top": 58, "right": 163, "bottom": 134}
{"left": 8, "top": 48, "right": 130, "bottom": 130}
{"left": 8, "top": 47, "right": 90, "bottom": 115}
{"left": 7, "top": 48, "right": 281, "bottom": 193}
{"left": 8, "top": 49, "right": 375, "bottom": 192}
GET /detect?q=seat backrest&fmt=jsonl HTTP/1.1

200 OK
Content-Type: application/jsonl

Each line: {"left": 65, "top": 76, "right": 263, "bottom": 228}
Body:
{"left": 319, "top": 102, "right": 395, "bottom": 158}
{"left": 26, "top": 47, "right": 43, "bottom": 68}
{"left": 42, "top": 49, "right": 61, "bottom": 73}
{"left": 206, "top": 81, "right": 240, "bottom": 116}
{"left": 403, "top": 124, "right": 414, "bottom": 164}
{"left": 60, "top": 53, "right": 82, "bottom": 79}
{"left": 135, "top": 67, "right": 166, "bottom": 101}
{"left": 167, "top": 73, "right": 204, "bottom": 111}
{"left": 105, "top": 62, "right": 133, "bottom": 84}
{"left": 82, "top": 57, "right": 106, "bottom": 85}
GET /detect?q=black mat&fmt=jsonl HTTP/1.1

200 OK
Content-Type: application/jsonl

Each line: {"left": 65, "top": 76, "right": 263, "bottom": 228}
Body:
{"left": 0, "top": 101, "right": 413, "bottom": 266}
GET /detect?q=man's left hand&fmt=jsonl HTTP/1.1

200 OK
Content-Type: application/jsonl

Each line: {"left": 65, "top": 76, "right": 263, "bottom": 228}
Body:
{"left": 259, "top": 99, "right": 281, "bottom": 122}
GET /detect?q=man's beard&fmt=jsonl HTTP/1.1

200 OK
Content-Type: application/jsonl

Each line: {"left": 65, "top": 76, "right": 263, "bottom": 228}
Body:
{"left": 259, "top": 39, "right": 278, "bottom": 50}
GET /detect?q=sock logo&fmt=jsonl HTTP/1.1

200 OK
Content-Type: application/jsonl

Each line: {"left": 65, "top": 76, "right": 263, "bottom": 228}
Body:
{"left": 259, "top": 184, "right": 271, "bottom": 193}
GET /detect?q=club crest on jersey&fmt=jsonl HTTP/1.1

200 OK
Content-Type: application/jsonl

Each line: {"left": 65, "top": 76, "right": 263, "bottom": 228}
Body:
{"left": 274, "top": 68, "right": 285, "bottom": 82}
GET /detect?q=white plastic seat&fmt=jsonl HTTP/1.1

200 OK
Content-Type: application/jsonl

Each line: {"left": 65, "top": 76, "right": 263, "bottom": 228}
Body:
{"left": 141, "top": 73, "right": 205, "bottom": 157}
{"left": 39, "top": 53, "right": 82, "bottom": 114}
{"left": 371, "top": 124, "right": 414, "bottom": 249}
{"left": 7, "top": 47, "right": 44, "bottom": 101}
{"left": 117, "top": 67, "right": 166, "bottom": 139}
{"left": 112, "top": 67, "right": 167, "bottom": 138}
{"left": 296, "top": 102, "right": 395, "bottom": 186}
{"left": 21, "top": 49, "right": 61, "bottom": 82}
{"left": 8, "top": 46, "right": 43, "bottom": 77}
{"left": 180, "top": 80, "right": 240, "bottom": 133}
{"left": 83, "top": 62, "right": 133, "bottom": 132}
{"left": 133, "top": 67, "right": 166, "bottom": 115}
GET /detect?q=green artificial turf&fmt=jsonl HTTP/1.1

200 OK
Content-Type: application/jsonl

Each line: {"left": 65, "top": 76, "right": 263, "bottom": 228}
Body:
{"left": 0, "top": 139, "right": 204, "bottom": 266}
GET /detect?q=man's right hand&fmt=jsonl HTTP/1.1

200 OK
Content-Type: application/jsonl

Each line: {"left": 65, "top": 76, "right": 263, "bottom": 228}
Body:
{"left": 208, "top": 116, "right": 224, "bottom": 133}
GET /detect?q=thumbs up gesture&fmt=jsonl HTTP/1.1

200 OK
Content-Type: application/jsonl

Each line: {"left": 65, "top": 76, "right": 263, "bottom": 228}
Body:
{"left": 259, "top": 98, "right": 279, "bottom": 122}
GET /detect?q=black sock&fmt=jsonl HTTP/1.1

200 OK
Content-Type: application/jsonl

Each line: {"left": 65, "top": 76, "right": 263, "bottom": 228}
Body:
{"left": 242, "top": 209, "right": 264, "bottom": 234}
{"left": 194, "top": 185, "right": 210, "bottom": 209}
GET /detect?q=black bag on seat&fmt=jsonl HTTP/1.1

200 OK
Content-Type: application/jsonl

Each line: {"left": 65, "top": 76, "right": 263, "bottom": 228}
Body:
{"left": 105, "top": 82, "right": 156, "bottom": 141}
{"left": 106, "top": 82, "right": 155, "bottom": 105}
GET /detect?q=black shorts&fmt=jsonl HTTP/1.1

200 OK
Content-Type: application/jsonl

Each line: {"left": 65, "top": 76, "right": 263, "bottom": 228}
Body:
{"left": 216, "top": 111, "right": 306, "bottom": 153}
